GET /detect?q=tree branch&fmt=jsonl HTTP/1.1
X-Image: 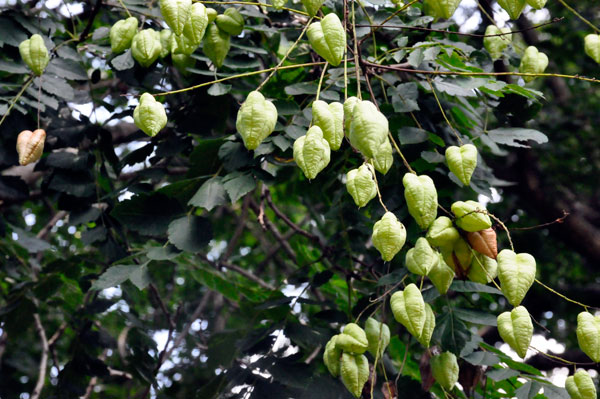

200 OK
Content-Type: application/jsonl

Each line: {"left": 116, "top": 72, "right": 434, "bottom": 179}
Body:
{"left": 31, "top": 314, "right": 49, "bottom": 399}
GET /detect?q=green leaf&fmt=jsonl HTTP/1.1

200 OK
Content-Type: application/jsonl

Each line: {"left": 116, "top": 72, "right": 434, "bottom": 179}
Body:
{"left": 92, "top": 264, "right": 150, "bottom": 290}
{"left": 449, "top": 281, "right": 503, "bottom": 295}
{"left": 111, "top": 50, "right": 135, "bottom": 71}
{"left": 453, "top": 308, "right": 498, "bottom": 326}
{"left": 11, "top": 226, "right": 51, "bottom": 253}
{"left": 146, "top": 244, "right": 181, "bottom": 260}
{"left": 486, "top": 367, "right": 520, "bottom": 382}
{"left": 46, "top": 58, "right": 88, "bottom": 80}
{"left": 111, "top": 193, "right": 184, "bottom": 236}
{"left": 462, "top": 351, "right": 500, "bottom": 366}
{"left": 487, "top": 128, "right": 548, "bottom": 148}
{"left": 398, "top": 127, "right": 428, "bottom": 145}
{"left": 190, "top": 267, "right": 240, "bottom": 300}
{"left": 167, "top": 216, "right": 213, "bottom": 253}
{"left": 515, "top": 381, "right": 542, "bottom": 399}
{"left": 222, "top": 172, "right": 256, "bottom": 203}
{"left": 188, "top": 177, "right": 228, "bottom": 211}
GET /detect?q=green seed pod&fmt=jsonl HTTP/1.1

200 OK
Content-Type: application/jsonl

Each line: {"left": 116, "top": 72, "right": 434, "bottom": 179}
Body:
{"left": 442, "top": 237, "right": 473, "bottom": 272}
{"left": 373, "top": 139, "right": 394, "bottom": 175}
{"left": 323, "top": 335, "right": 342, "bottom": 377}
{"left": 343, "top": 96, "right": 360, "bottom": 135}
{"left": 348, "top": 101, "right": 389, "bottom": 159}
{"left": 236, "top": 91, "right": 278, "bottom": 150}
{"left": 526, "top": 0, "right": 547, "bottom": 9}
{"left": 426, "top": 216, "right": 459, "bottom": 249}
{"left": 159, "top": 0, "right": 191, "bottom": 36}
{"left": 418, "top": 303, "right": 436, "bottom": 347}
{"left": 431, "top": 352, "right": 459, "bottom": 390}
{"left": 423, "top": 0, "right": 461, "bottom": 19}
{"left": 301, "top": 0, "right": 325, "bottom": 17}
{"left": 203, "top": 23, "right": 230, "bottom": 68}
{"left": 312, "top": 100, "right": 344, "bottom": 150}
{"left": 566, "top": 370, "right": 597, "bottom": 399}
{"left": 403, "top": 173, "right": 438, "bottom": 230}
{"left": 467, "top": 253, "right": 498, "bottom": 284}
{"left": 172, "top": 33, "right": 198, "bottom": 55}
{"left": 428, "top": 254, "right": 455, "bottom": 295}
{"left": 19, "top": 34, "right": 49, "bottom": 76}
{"left": 159, "top": 30, "right": 173, "bottom": 58}
{"left": 307, "top": 13, "right": 345, "bottom": 67}
{"left": 584, "top": 34, "right": 600, "bottom": 64}
{"left": 365, "top": 318, "right": 390, "bottom": 357}
{"left": 336, "top": 323, "right": 369, "bottom": 354}
{"left": 451, "top": 200, "right": 491, "bottom": 232}
{"left": 390, "top": 283, "right": 426, "bottom": 339}
{"left": 346, "top": 164, "right": 377, "bottom": 208}
{"left": 372, "top": 212, "right": 407, "bottom": 262}
{"left": 340, "top": 353, "right": 369, "bottom": 398}
{"left": 445, "top": 144, "right": 477, "bottom": 186}
{"left": 110, "top": 17, "right": 138, "bottom": 54}
{"left": 131, "top": 29, "right": 162, "bottom": 67}
{"left": 576, "top": 312, "right": 600, "bottom": 362}
{"left": 483, "top": 25, "right": 512, "bottom": 60}
{"left": 215, "top": 8, "right": 245, "bottom": 36}
{"left": 406, "top": 237, "right": 439, "bottom": 276}
{"left": 206, "top": 8, "right": 217, "bottom": 23}
{"left": 172, "top": 53, "right": 195, "bottom": 73}
{"left": 272, "top": 0, "right": 286, "bottom": 10}
{"left": 497, "top": 0, "right": 526, "bottom": 20}
{"left": 497, "top": 306, "right": 532, "bottom": 358}
{"left": 519, "top": 46, "right": 549, "bottom": 83}
{"left": 133, "top": 93, "right": 168, "bottom": 137}
{"left": 294, "top": 126, "right": 331, "bottom": 179}
{"left": 497, "top": 249, "right": 536, "bottom": 307}
{"left": 182, "top": 3, "right": 209, "bottom": 45}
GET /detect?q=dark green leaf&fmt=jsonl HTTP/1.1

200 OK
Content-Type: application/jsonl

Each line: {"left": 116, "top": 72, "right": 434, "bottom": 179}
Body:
{"left": 167, "top": 216, "right": 213, "bottom": 253}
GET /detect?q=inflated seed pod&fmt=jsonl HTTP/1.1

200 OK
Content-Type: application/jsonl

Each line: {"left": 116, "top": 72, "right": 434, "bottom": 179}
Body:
{"left": 340, "top": 353, "right": 369, "bottom": 398}
{"left": 423, "top": 0, "right": 461, "bottom": 19}
{"left": 418, "top": 303, "right": 435, "bottom": 347}
{"left": 335, "top": 323, "right": 369, "bottom": 354}
{"left": 406, "top": 237, "right": 439, "bottom": 276}
{"left": 497, "top": 0, "right": 526, "bottom": 20}
{"left": 131, "top": 29, "right": 162, "bottom": 67}
{"left": 526, "top": 0, "right": 547, "bottom": 9}
{"left": 348, "top": 101, "right": 389, "bottom": 159}
{"left": 431, "top": 352, "right": 459, "bottom": 390}
{"left": 312, "top": 100, "right": 344, "bottom": 150}
{"left": 442, "top": 237, "right": 472, "bottom": 272}
{"left": 346, "top": 164, "right": 377, "bottom": 208}
{"left": 483, "top": 25, "right": 512, "bottom": 60}
{"left": 365, "top": 318, "right": 390, "bottom": 357}
{"left": 497, "top": 306, "right": 533, "bottom": 358}
{"left": 307, "top": 13, "right": 345, "bottom": 66}
{"left": 203, "top": 24, "right": 230, "bottom": 68}
{"left": 272, "top": 0, "right": 286, "bottom": 9}
{"left": 110, "top": 17, "right": 138, "bottom": 53}
{"left": 159, "top": 0, "right": 192, "bottom": 36}
{"left": 428, "top": 254, "right": 455, "bottom": 295}
{"left": 565, "top": 370, "right": 597, "bottom": 399}
{"left": 172, "top": 53, "right": 195, "bottom": 73}
{"left": 519, "top": 46, "right": 549, "bottom": 83}
{"left": 16, "top": 129, "right": 46, "bottom": 166}
{"left": 133, "top": 93, "right": 168, "bottom": 137}
{"left": 445, "top": 144, "right": 477, "bottom": 186}
{"left": 301, "top": 0, "right": 325, "bottom": 17}
{"left": 467, "top": 253, "right": 497, "bottom": 284}
{"left": 215, "top": 8, "right": 245, "bottom": 36}
{"left": 584, "top": 34, "right": 600, "bottom": 64}
{"left": 182, "top": 3, "right": 209, "bottom": 45}
{"left": 373, "top": 139, "right": 394, "bottom": 175}
{"left": 159, "top": 30, "right": 173, "bottom": 58}
{"left": 497, "top": 249, "right": 536, "bottom": 307}
{"left": 19, "top": 34, "right": 49, "bottom": 76}
{"left": 236, "top": 91, "right": 278, "bottom": 150}
{"left": 451, "top": 200, "right": 491, "bottom": 232}
{"left": 323, "top": 335, "right": 342, "bottom": 377}
{"left": 206, "top": 8, "right": 217, "bottom": 23}
{"left": 372, "top": 212, "right": 407, "bottom": 262}
{"left": 293, "top": 126, "right": 331, "bottom": 180}
{"left": 343, "top": 96, "right": 360, "bottom": 135}
{"left": 466, "top": 228, "right": 498, "bottom": 259}
{"left": 390, "top": 284, "right": 426, "bottom": 339}
{"left": 426, "top": 216, "right": 459, "bottom": 249}
{"left": 576, "top": 312, "right": 600, "bottom": 363}
{"left": 403, "top": 173, "right": 438, "bottom": 230}
{"left": 172, "top": 33, "right": 198, "bottom": 55}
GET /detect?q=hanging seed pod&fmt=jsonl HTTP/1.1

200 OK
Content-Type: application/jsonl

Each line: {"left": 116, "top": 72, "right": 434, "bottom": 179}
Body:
{"left": 348, "top": 101, "right": 389, "bottom": 159}
{"left": 445, "top": 144, "right": 478, "bottom": 186}
{"left": 423, "top": 0, "right": 461, "bottom": 19}
{"left": 497, "top": 306, "right": 533, "bottom": 358}
{"left": 206, "top": 8, "right": 218, "bottom": 23}
{"left": 483, "top": 25, "right": 512, "bottom": 60}
{"left": 418, "top": 303, "right": 436, "bottom": 347}
{"left": 346, "top": 164, "right": 377, "bottom": 208}
{"left": 16, "top": 129, "right": 46, "bottom": 166}
{"left": 203, "top": 23, "right": 231, "bottom": 68}
{"left": 431, "top": 352, "right": 459, "bottom": 390}
{"left": 133, "top": 93, "right": 168, "bottom": 137}
{"left": 428, "top": 253, "right": 455, "bottom": 295}
{"left": 272, "top": 0, "right": 287, "bottom": 9}
{"left": 110, "top": 17, "right": 138, "bottom": 53}
{"left": 307, "top": 13, "right": 345, "bottom": 66}
{"left": 365, "top": 318, "right": 390, "bottom": 357}
{"left": 236, "top": 91, "right": 278, "bottom": 150}
{"left": 19, "top": 34, "right": 50, "bottom": 76}
{"left": 451, "top": 200, "right": 491, "bottom": 232}
{"left": 497, "top": 0, "right": 526, "bottom": 20}
{"left": 182, "top": 3, "right": 209, "bottom": 45}
{"left": 343, "top": 96, "right": 360, "bottom": 135}
{"left": 172, "top": 53, "right": 195, "bottom": 73}
{"left": 526, "top": 0, "right": 547, "bottom": 9}
{"left": 301, "top": 0, "right": 325, "bottom": 17}
{"left": 566, "top": 370, "right": 597, "bottom": 399}
{"left": 372, "top": 212, "right": 407, "bottom": 262}
{"left": 467, "top": 253, "right": 498, "bottom": 284}
{"left": 335, "top": 323, "right": 369, "bottom": 355}
{"left": 293, "top": 126, "right": 331, "bottom": 180}
{"left": 340, "top": 353, "right": 369, "bottom": 398}
{"left": 466, "top": 228, "right": 498, "bottom": 259}
{"left": 172, "top": 33, "right": 198, "bottom": 55}
{"left": 215, "top": 8, "right": 245, "bottom": 36}
{"left": 312, "top": 100, "right": 344, "bottom": 150}
{"left": 406, "top": 237, "right": 439, "bottom": 276}
{"left": 323, "top": 335, "right": 342, "bottom": 377}
{"left": 584, "top": 34, "right": 600, "bottom": 64}
{"left": 442, "top": 237, "right": 473, "bottom": 273}
{"left": 403, "top": 173, "right": 438, "bottom": 230}
{"left": 373, "top": 139, "right": 394, "bottom": 175}
{"left": 426, "top": 216, "right": 460, "bottom": 250}
{"left": 519, "top": 46, "right": 549, "bottom": 83}
{"left": 159, "top": 0, "right": 192, "bottom": 36}
{"left": 159, "top": 30, "right": 173, "bottom": 58}
{"left": 131, "top": 29, "right": 162, "bottom": 67}
{"left": 576, "top": 311, "right": 600, "bottom": 363}
{"left": 497, "top": 249, "right": 536, "bottom": 306}
{"left": 391, "top": 284, "right": 426, "bottom": 339}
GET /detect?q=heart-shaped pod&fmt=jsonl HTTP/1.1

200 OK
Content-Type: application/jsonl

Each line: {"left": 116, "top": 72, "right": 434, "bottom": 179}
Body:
{"left": 372, "top": 212, "right": 407, "bottom": 261}
{"left": 172, "top": 53, "right": 195, "bottom": 73}
{"left": 131, "top": 29, "right": 162, "bottom": 67}
{"left": 323, "top": 335, "right": 342, "bottom": 377}
{"left": 110, "top": 17, "right": 138, "bottom": 53}
{"left": 133, "top": 93, "right": 168, "bottom": 137}
{"left": 312, "top": 100, "right": 344, "bottom": 150}
{"left": 406, "top": 237, "right": 439, "bottom": 276}
{"left": 16, "top": 129, "right": 46, "bottom": 166}
{"left": 236, "top": 91, "right": 278, "bottom": 150}
{"left": 442, "top": 237, "right": 473, "bottom": 272}
{"left": 418, "top": 303, "right": 436, "bottom": 347}
{"left": 431, "top": 352, "right": 459, "bottom": 390}
{"left": 576, "top": 311, "right": 600, "bottom": 362}
{"left": 373, "top": 139, "right": 394, "bottom": 175}
{"left": 172, "top": 33, "right": 198, "bottom": 55}
{"left": 182, "top": 3, "right": 209, "bottom": 45}
{"left": 307, "top": 13, "right": 345, "bottom": 66}
{"left": 526, "top": 0, "right": 547, "bottom": 9}
{"left": 159, "top": 30, "right": 173, "bottom": 58}
{"left": 403, "top": 173, "right": 438, "bottom": 230}
{"left": 343, "top": 96, "right": 360, "bottom": 135}
{"left": 428, "top": 254, "right": 455, "bottom": 295}
{"left": 467, "top": 253, "right": 498, "bottom": 284}
{"left": 340, "top": 353, "right": 369, "bottom": 398}
{"left": 584, "top": 34, "right": 600, "bottom": 64}
{"left": 483, "top": 25, "right": 512, "bottom": 60}
{"left": 427, "top": 216, "right": 459, "bottom": 249}
{"left": 349, "top": 100, "right": 389, "bottom": 159}
{"left": 365, "top": 318, "right": 390, "bottom": 357}
{"left": 451, "top": 200, "right": 491, "bottom": 232}
{"left": 203, "top": 23, "right": 231, "bottom": 68}
{"left": 445, "top": 144, "right": 478, "bottom": 186}
{"left": 497, "top": 306, "right": 533, "bottom": 358}
{"left": 424, "top": 0, "right": 461, "bottom": 19}
{"left": 336, "top": 323, "right": 369, "bottom": 354}
{"left": 301, "top": 0, "right": 325, "bottom": 17}
{"left": 566, "top": 370, "right": 597, "bottom": 399}
{"left": 391, "top": 283, "right": 426, "bottom": 338}
{"left": 466, "top": 228, "right": 498, "bottom": 259}
{"left": 294, "top": 126, "right": 331, "bottom": 179}
{"left": 159, "top": 0, "right": 191, "bottom": 36}
{"left": 215, "top": 8, "right": 245, "bottom": 36}
{"left": 19, "top": 34, "right": 49, "bottom": 76}
{"left": 497, "top": 0, "right": 526, "bottom": 20}
{"left": 346, "top": 164, "right": 377, "bottom": 208}
{"left": 519, "top": 46, "right": 549, "bottom": 83}
{"left": 497, "top": 249, "right": 536, "bottom": 306}
{"left": 206, "top": 8, "right": 217, "bottom": 23}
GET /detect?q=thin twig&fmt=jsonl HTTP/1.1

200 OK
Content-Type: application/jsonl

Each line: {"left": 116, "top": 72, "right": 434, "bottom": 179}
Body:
{"left": 31, "top": 314, "right": 49, "bottom": 399}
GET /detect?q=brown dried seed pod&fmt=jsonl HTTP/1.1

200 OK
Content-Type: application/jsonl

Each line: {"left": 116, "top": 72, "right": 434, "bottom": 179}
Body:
{"left": 466, "top": 228, "right": 498, "bottom": 259}
{"left": 16, "top": 129, "right": 46, "bottom": 166}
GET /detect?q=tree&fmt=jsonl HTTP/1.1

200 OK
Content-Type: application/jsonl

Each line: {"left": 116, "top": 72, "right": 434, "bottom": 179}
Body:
{"left": 0, "top": 0, "right": 599, "bottom": 398}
